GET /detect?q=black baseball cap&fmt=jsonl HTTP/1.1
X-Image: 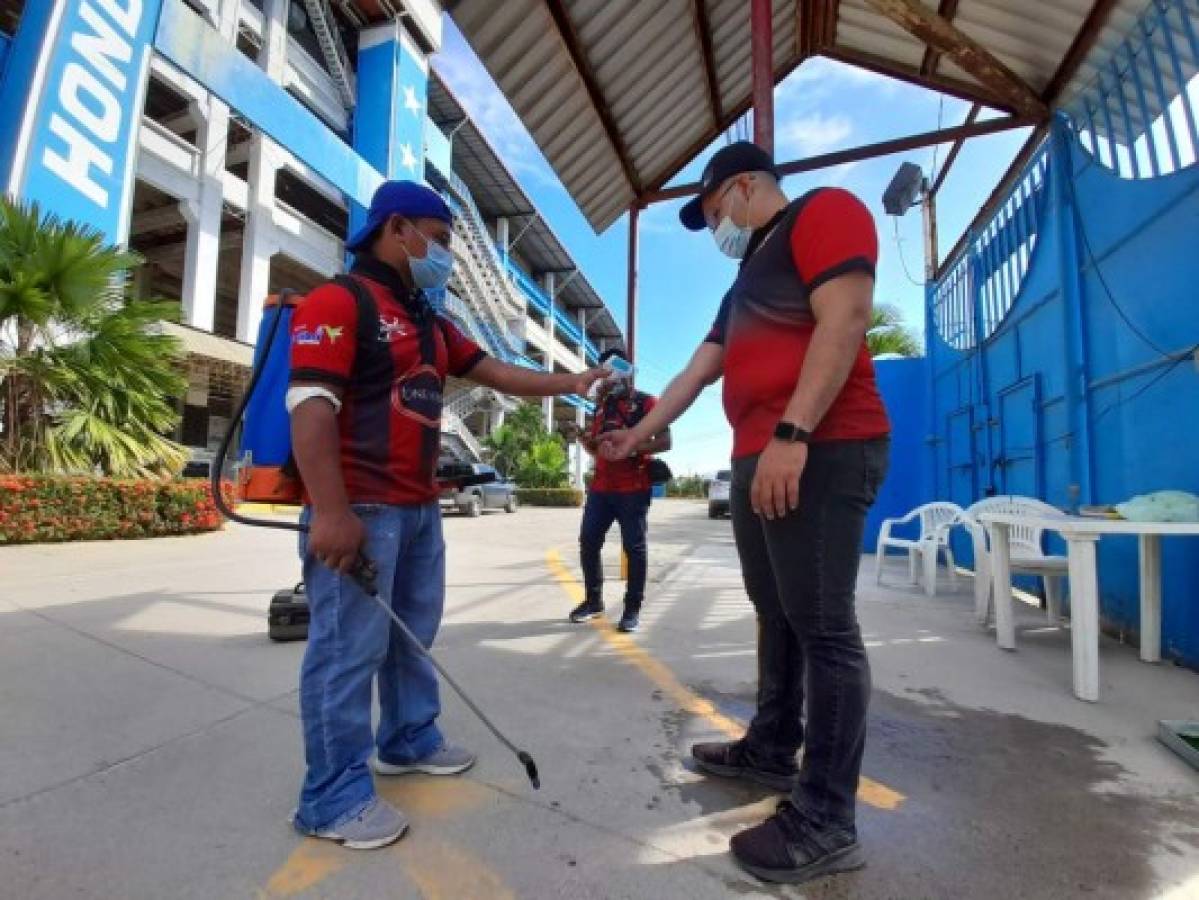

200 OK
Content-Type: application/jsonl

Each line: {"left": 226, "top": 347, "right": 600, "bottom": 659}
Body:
{"left": 679, "top": 141, "right": 779, "bottom": 231}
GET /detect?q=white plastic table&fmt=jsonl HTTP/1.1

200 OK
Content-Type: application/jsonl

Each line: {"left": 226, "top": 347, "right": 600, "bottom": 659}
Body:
{"left": 978, "top": 513, "right": 1199, "bottom": 702}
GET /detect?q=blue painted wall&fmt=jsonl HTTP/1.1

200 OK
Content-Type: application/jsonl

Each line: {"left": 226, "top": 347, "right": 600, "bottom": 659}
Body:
{"left": 864, "top": 357, "right": 929, "bottom": 553}
{"left": 925, "top": 119, "right": 1199, "bottom": 666}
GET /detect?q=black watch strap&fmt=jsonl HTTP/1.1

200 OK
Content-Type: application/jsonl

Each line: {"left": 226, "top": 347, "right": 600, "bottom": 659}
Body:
{"left": 773, "top": 421, "right": 812, "bottom": 444}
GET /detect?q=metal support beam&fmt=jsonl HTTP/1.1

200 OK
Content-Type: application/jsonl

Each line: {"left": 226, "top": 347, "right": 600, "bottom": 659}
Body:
{"left": 645, "top": 114, "right": 1036, "bottom": 203}
{"left": 692, "top": 0, "right": 722, "bottom": 125}
{"left": 930, "top": 102, "right": 981, "bottom": 196}
{"left": 543, "top": 0, "right": 642, "bottom": 193}
{"left": 935, "top": 123, "right": 1047, "bottom": 280}
{"left": 1041, "top": 0, "right": 1121, "bottom": 105}
{"left": 822, "top": 47, "right": 1010, "bottom": 112}
{"left": 751, "top": 0, "right": 775, "bottom": 154}
{"left": 863, "top": 0, "right": 1047, "bottom": 120}
{"left": 921, "top": 184, "right": 938, "bottom": 280}
{"left": 626, "top": 203, "right": 640, "bottom": 363}
{"left": 920, "top": 0, "right": 960, "bottom": 76}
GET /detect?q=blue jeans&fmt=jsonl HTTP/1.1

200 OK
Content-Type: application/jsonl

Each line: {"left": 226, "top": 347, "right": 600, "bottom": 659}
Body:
{"left": 294, "top": 502, "right": 445, "bottom": 831}
{"left": 579, "top": 489, "right": 652, "bottom": 606}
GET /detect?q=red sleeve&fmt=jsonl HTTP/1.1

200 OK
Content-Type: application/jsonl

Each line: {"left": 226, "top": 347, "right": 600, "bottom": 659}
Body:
{"left": 289, "top": 283, "right": 358, "bottom": 386}
{"left": 790, "top": 188, "right": 878, "bottom": 291}
{"left": 641, "top": 394, "right": 658, "bottom": 415}
{"left": 438, "top": 316, "right": 487, "bottom": 377}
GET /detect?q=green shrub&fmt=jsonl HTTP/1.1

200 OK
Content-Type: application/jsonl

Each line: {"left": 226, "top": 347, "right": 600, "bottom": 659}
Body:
{"left": 666, "top": 475, "right": 708, "bottom": 499}
{"left": 0, "top": 475, "right": 231, "bottom": 544}
{"left": 516, "top": 487, "right": 584, "bottom": 507}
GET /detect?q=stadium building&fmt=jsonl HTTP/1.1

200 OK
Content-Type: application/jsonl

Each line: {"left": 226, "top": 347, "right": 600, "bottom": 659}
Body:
{"left": 0, "top": 0, "right": 624, "bottom": 482}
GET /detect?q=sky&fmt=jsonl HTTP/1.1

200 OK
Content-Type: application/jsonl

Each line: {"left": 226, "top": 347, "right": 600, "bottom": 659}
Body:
{"left": 431, "top": 18, "right": 1033, "bottom": 477}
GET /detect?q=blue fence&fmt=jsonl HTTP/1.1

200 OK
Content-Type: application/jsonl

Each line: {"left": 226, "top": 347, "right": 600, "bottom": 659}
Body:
{"left": 881, "top": 0, "right": 1199, "bottom": 666}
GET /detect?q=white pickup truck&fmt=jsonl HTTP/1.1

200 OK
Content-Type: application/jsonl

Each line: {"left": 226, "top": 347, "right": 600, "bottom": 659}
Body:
{"left": 708, "top": 469, "right": 731, "bottom": 519}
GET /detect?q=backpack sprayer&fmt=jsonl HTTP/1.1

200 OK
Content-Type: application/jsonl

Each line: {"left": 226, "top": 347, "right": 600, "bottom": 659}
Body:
{"left": 209, "top": 287, "right": 539, "bottom": 790}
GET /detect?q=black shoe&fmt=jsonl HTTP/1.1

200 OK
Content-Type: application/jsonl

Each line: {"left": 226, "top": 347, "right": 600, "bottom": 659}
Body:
{"left": 730, "top": 800, "right": 864, "bottom": 885}
{"left": 691, "top": 739, "right": 799, "bottom": 792}
{"left": 569, "top": 598, "right": 603, "bottom": 623}
{"left": 617, "top": 602, "right": 641, "bottom": 633}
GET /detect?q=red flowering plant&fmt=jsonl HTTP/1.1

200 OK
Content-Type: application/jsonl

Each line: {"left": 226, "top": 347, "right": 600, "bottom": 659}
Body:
{"left": 0, "top": 475, "right": 234, "bottom": 545}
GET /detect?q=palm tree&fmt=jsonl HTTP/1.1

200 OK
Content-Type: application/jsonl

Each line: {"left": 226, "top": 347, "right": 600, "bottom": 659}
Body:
{"left": 515, "top": 437, "right": 570, "bottom": 488}
{"left": 868, "top": 304, "right": 922, "bottom": 358}
{"left": 484, "top": 401, "right": 548, "bottom": 478}
{"left": 0, "top": 200, "right": 186, "bottom": 477}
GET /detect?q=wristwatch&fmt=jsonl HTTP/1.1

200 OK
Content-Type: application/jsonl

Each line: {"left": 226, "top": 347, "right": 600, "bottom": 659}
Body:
{"left": 773, "top": 421, "right": 812, "bottom": 444}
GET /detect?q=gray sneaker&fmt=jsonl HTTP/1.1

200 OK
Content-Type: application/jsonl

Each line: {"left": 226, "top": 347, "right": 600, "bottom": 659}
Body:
{"left": 372, "top": 743, "right": 476, "bottom": 776}
{"left": 293, "top": 798, "right": 408, "bottom": 850}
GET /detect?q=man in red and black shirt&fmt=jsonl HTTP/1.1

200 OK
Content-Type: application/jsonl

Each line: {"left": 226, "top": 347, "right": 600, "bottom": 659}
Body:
{"left": 288, "top": 180, "right": 603, "bottom": 849}
{"left": 572, "top": 348, "right": 671, "bottom": 632}
{"left": 603, "top": 143, "right": 890, "bottom": 884}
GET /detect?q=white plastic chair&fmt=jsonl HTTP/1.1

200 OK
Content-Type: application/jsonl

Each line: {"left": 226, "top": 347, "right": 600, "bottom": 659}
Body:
{"left": 874, "top": 502, "right": 964, "bottom": 596}
{"left": 958, "top": 496, "right": 1068, "bottom": 626}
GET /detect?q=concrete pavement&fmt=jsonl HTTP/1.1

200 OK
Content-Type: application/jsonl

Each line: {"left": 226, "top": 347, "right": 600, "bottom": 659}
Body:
{"left": 1, "top": 500, "right": 1197, "bottom": 899}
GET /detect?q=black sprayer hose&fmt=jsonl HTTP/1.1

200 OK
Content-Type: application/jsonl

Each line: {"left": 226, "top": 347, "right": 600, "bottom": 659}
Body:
{"left": 207, "top": 295, "right": 539, "bottom": 790}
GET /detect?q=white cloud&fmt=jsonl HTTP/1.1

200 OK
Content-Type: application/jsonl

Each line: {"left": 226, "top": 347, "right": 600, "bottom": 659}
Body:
{"left": 778, "top": 56, "right": 900, "bottom": 103}
{"left": 777, "top": 113, "right": 854, "bottom": 157}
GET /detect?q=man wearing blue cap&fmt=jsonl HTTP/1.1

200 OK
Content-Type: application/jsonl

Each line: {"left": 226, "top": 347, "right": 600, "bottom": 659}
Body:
{"left": 603, "top": 142, "right": 890, "bottom": 885}
{"left": 287, "top": 180, "right": 604, "bottom": 849}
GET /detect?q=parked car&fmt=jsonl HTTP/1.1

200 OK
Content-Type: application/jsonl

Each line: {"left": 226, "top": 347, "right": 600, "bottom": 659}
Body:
{"left": 438, "top": 462, "right": 518, "bottom": 517}
{"left": 708, "top": 469, "right": 731, "bottom": 519}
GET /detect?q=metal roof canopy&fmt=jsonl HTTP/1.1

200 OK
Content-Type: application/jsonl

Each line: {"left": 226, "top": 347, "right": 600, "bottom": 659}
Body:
{"left": 427, "top": 71, "right": 624, "bottom": 341}
{"left": 446, "top": 0, "right": 1145, "bottom": 233}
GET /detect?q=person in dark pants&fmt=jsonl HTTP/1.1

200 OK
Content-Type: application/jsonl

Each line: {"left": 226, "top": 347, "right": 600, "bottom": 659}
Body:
{"left": 571, "top": 348, "right": 671, "bottom": 633}
{"left": 602, "top": 142, "right": 890, "bottom": 885}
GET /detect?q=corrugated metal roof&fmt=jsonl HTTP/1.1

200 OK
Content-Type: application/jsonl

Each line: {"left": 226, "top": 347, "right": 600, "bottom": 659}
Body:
{"left": 448, "top": 0, "right": 1154, "bottom": 234}
{"left": 426, "top": 70, "right": 623, "bottom": 339}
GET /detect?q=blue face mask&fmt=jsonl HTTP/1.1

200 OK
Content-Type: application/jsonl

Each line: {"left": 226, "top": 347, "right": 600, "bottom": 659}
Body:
{"left": 408, "top": 228, "right": 454, "bottom": 290}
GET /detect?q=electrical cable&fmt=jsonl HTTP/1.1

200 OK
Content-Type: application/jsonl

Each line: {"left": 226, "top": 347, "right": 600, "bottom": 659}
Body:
{"left": 1064, "top": 171, "right": 1173, "bottom": 359}
{"left": 892, "top": 217, "right": 925, "bottom": 287}
{"left": 1041, "top": 342, "right": 1199, "bottom": 448}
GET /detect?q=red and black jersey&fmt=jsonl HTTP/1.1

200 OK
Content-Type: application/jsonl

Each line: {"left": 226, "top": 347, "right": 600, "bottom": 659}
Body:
{"left": 289, "top": 256, "right": 486, "bottom": 505}
{"left": 705, "top": 187, "right": 890, "bottom": 459}
{"left": 590, "top": 390, "right": 658, "bottom": 493}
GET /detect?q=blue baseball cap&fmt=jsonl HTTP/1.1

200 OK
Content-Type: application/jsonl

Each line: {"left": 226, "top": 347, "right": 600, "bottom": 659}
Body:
{"left": 346, "top": 180, "right": 453, "bottom": 253}
{"left": 679, "top": 141, "right": 778, "bottom": 231}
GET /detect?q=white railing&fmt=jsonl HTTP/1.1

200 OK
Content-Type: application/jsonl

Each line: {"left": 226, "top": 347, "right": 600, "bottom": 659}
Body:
{"left": 442, "top": 409, "right": 484, "bottom": 461}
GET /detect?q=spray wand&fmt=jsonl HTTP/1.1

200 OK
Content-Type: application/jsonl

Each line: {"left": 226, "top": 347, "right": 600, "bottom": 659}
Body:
{"left": 209, "top": 300, "right": 540, "bottom": 790}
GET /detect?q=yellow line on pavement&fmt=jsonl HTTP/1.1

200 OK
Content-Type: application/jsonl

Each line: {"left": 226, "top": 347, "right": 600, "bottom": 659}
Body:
{"left": 545, "top": 548, "right": 905, "bottom": 812}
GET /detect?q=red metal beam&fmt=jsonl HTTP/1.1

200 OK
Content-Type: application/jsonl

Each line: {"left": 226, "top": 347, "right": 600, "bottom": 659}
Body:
{"left": 1041, "top": 0, "right": 1121, "bottom": 105}
{"left": 930, "top": 102, "right": 981, "bottom": 196}
{"left": 692, "top": 0, "right": 722, "bottom": 124}
{"left": 823, "top": 0, "right": 840, "bottom": 48}
{"left": 626, "top": 203, "right": 640, "bottom": 362}
{"left": 751, "top": 0, "right": 775, "bottom": 154}
{"left": 542, "top": 0, "right": 642, "bottom": 193}
{"left": 920, "top": 0, "right": 960, "bottom": 76}
{"left": 863, "top": 0, "right": 1046, "bottom": 119}
{"left": 644, "top": 114, "right": 1036, "bottom": 203}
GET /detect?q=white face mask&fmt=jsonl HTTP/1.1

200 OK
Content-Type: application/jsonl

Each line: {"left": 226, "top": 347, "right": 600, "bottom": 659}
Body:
{"left": 711, "top": 182, "right": 753, "bottom": 259}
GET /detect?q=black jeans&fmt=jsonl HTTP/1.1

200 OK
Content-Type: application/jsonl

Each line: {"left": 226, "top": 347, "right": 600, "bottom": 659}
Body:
{"left": 579, "top": 489, "right": 652, "bottom": 606}
{"left": 731, "top": 438, "right": 889, "bottom": 829}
